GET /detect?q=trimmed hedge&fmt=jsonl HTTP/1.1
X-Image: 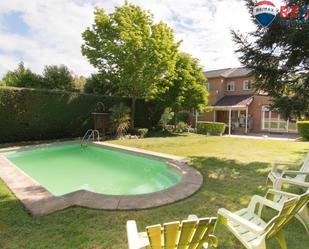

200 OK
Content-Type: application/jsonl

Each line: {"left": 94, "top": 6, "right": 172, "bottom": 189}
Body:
{"left": 297, "top": 121, "right": 309, "bottom": 140}
{"left": 0, "top": 87, "right": 161, "bottom": 143}
{"left": 197, "top": 121, "right": 226, "bottom": 134}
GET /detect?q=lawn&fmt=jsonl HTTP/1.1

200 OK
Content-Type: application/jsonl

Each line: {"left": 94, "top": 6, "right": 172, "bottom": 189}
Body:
{"left": 0, "top": 133, "right": 309, "bottom": 249}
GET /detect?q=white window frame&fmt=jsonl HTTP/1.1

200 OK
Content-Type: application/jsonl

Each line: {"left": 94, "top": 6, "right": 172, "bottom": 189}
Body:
{"left": 243, "top": 80, "right": 253, "bottom": 90}
{"left": 227, "top": 81, "right": 235, "bottom": 91}
{"left": 203, "top": 82, "right": 210, "bottom": 91}
{"left": 261, "top": 106, "right": 298, "bottom": 132}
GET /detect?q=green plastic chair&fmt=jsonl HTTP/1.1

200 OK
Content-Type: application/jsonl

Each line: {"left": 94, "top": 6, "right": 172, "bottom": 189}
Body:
{"left": 215, "top": 192, "right": 309, "bottom": 249}
{"left": 127, "top": 215, "right": 218, "bottom": 249}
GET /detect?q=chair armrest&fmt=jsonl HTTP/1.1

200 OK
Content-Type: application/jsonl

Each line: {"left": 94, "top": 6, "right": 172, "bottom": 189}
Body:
{"left": 275, "top": 177, "right": 309, "bottom": 189}
{"left": 217, "top": 208, "right": 264, "bottom": 234}
{"left": 248, "top": 195, "right": 282, "bottom": 212}
{"left": 266, "top": 189, "right": 298, "bottom": 199}
{"left": 282, "top": 171, "right": 309, "bottom": 177}
{"left": 272, "top": 162, "right": 302, "bottom": 172}
{"left": 127, "top": 220, "right": 141, "bottom": 249}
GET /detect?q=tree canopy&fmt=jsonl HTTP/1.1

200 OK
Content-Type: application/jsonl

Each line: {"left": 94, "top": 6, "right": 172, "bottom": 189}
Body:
{"left": 2, "top": 62, "right": 43, "bottom": 88}
{"left": 1, "top": 62, "right": 82, "bottom": 92}
{"left": 232, "top": 0, "right": 309, "bottom": 118}
{"left": 81, "top": 2, "right": 179, "bottom": 126}
{"left": 156, "top": 52, "right": 208, "bottom": 115}
{"left": 42, "top": 65, "right": 75, "bottom": 91}
{"left": 83, "top": 73, "right": 120, "bottom": 95}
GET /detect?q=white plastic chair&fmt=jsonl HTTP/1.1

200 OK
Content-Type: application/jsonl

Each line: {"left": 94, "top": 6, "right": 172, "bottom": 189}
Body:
{"left": 215, "top": 193, "right": 309, "bottom": 249}
{"left": 267, "top": 150, "right": 309, "bottom": 188}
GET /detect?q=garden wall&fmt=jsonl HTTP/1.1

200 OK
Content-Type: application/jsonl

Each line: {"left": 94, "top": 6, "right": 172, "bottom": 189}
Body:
{"left": 0, "top": 87, "right": 161, "bottom": 143}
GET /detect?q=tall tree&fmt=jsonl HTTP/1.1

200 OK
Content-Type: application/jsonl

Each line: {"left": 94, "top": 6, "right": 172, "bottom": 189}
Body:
{"left": 81, "top": 2, "right": 179, "bottom": 126}
{"left": 42, "top": 65, "right": 75, "bottom": 91}
{"left": 83, "top": 73, "right": 120, "bottom": 95}
{"left": 1, "top": 62, "right": 43, "bottom": 88}
{"left": 232, "top": 0, "right": 309, "bottom": 118}
{"left": 156, "top": 52, "right": 208, "bottom": 118}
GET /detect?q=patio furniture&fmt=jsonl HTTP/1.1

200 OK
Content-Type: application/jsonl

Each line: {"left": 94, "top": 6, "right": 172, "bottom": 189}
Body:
{"left": 215, "top": 192, "right": 309, "bottom": 249}
{"left": 126, "top": 215, "right": 217, "bottom": 249}
{"left": 267, "top": 150, "right": 309, "bottom": 188}
{"left": 264, "top": 188, "right": 309, "bottom": 233}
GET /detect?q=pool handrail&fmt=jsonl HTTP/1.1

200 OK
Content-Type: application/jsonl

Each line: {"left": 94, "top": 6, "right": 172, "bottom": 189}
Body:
{"left": 81, "top": 129, "right": 100, "bottom": 147}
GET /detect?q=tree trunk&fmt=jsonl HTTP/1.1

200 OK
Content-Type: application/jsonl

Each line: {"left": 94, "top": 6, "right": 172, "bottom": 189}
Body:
{"left": 174, "top": 111, "right": 178, "bottom": 129}
{"left": 131, "top": 97, "right": 136, "bottom": 127}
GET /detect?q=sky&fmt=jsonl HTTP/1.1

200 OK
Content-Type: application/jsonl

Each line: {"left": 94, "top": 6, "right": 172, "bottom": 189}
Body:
{"left": 0, "top": 0, "right": 283, "bottom": 77}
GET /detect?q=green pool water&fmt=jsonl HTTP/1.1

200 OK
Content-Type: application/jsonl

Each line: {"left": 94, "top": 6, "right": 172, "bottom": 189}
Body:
{"left": 4, "top": 143, "right": 181, "bottom": 196}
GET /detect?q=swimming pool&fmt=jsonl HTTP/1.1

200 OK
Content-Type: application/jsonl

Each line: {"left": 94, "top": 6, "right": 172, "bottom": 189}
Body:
{"left": 0, "top": 142, "right": 202, "bottom": 215}
{"left": 5, "top": 143, "right": 181, "bottom": 196}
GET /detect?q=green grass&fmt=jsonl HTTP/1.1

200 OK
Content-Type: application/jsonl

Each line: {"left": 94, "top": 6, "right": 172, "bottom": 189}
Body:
{"left": 0, "top": 133, "right": 308, "bottom": 248}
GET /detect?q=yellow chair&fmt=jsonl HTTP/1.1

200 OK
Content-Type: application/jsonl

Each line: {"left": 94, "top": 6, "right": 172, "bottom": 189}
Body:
{"left": 126, "top": 215, "right": 217, "bottom": 249}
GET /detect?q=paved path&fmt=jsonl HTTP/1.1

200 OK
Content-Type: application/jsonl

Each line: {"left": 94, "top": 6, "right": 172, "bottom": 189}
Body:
{"left": 224, "top": 133, "right": 299, "bottom": 141}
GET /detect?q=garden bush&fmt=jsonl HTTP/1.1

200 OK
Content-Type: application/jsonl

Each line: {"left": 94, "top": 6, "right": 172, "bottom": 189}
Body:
{"left": 110, "top": 103, "right": 130, "bottom": 138}
{"left": 128, "top": 128, "right": 149, "bottom": 138}
{"left": 158, "top": 107, "right": 174, "bottom": 130}
{"left": 197, "top": 121, "right": 226, "bottom": 134}
{"left": 297, "top": 121, "right": 309, "bottom": 140}
{"left": 175, "top": 111, "right": 190, "bottom": 123}
{"left": 176, "top": 121, "right": 187, "bottom": 133}
{"left": 0, "top": 87, "right": 160, "bottom": 143}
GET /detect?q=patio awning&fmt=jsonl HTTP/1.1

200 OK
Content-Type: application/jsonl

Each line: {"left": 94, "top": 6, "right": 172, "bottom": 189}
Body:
{"left": 212, "top": 94, "right": 253, "bottom": 135}
{"left": 213, "top": 94, "right": 254, "bottom": 110}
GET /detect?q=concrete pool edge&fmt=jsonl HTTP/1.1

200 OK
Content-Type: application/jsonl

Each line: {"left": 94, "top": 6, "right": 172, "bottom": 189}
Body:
{"left": 0, "top": 141, "right": 203, "bottom": 216}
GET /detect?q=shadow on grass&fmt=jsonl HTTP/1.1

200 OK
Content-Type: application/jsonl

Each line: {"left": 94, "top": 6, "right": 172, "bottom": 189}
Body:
{"left": 187, "top": 156, "right": 309, "bottom": 249}
{"left": 291, "top": 148, "right": 308, "bottom": 158}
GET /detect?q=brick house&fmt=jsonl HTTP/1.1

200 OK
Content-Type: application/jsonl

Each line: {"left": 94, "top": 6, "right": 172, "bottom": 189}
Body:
{"left": 194, "top": 67, "right": 298, "bottom": 134}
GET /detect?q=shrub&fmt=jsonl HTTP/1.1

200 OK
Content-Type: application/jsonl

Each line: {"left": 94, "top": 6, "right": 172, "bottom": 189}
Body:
{"left": 176, "top": 121, "right": 187, "bottom": 132}
{"left": 176, "top": 111, "right": 190, "bottom": 123}
{"left": 197, "top": 121, "right": 226, "bottom": 134}
{"left": 297, "top": 121, "right": 309, "bottom": 140}
{"left": 128, "top": 127, "right": 149, "bottom": 138}
{"left": 158, "top": 107, "right": 174, "bottom": 130}
{"left": 0, "top": 87, "right": 158, "bottom": 143}
{"left": 110, "top": 103, "right": 130, "bottom": 138}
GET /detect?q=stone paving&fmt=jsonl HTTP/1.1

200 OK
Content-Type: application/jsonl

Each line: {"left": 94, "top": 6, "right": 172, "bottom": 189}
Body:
{"left": 0, "top": 142, "right": 202, "bottom": 216}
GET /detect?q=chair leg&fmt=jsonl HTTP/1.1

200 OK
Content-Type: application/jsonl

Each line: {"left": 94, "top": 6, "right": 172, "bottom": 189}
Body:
{"left": 296, "top": 206, "right": 309, "bottom": 234}
{"left": 252, "top": 240, "right": 266, "bottom": 249}
{"left": 275, "top": 231, "right": 287, "bottom": 249}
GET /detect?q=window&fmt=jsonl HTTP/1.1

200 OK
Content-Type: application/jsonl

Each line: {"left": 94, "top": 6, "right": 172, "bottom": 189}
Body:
{"left": 243, "top": 80, "right": 253, "bottom": 90}
{"left": 261, "top": 106, "right": 297, "bottom": 132}
{"left": 203, "top": 82, "right": 210, "bottom": 91}
{"left": 227, "top": 81, "right": 235, "bottom": 91}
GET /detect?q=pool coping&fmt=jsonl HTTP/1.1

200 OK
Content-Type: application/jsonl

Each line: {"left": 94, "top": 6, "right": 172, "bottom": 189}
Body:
{"left": 0, "top": 141, "right": 203, "bottom": 216}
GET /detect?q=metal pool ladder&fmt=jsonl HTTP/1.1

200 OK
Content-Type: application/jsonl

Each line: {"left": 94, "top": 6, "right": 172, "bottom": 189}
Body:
{"left": 81, "top": 129, "right": 100, "bottom": 147}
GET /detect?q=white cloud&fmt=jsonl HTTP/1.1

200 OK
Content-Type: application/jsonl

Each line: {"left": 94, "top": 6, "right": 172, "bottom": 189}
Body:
{"left": 0, "top": 0, "right": 256, "bottom": 77}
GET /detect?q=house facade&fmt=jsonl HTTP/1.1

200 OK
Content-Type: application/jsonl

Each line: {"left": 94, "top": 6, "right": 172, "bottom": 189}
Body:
{"left": 195, "top": 67, "right": 297, "bottom": 134}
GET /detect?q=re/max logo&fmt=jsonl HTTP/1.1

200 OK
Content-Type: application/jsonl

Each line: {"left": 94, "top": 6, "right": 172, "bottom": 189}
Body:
{"left": 280, "top": 4, "right": 309, "bottom": 18}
